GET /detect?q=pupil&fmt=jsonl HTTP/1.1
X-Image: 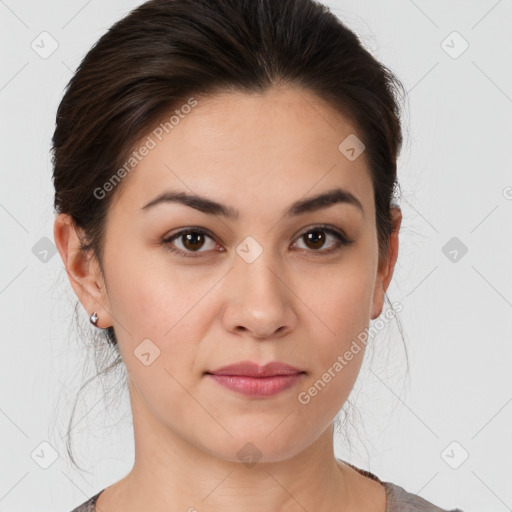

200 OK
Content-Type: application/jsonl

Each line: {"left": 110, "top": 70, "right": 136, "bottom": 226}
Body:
{"left": 306, "top": 231, "right": 324, "bottom": 249}
{"left": 180, "top": 230, "right": 327, "bottom": 252}
{"left": 184, "top": 233, "right": 203, "bottom": 250}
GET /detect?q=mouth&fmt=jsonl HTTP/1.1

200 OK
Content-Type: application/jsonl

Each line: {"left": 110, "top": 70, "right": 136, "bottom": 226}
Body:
{"left": 204, "top": 361, "right": 306, "bottom": 397}
{"left": 206, "top": 360, "right": 305, "bottom": 377}
{"left": 205, "top": 373, "right": 305, "bottom": 397}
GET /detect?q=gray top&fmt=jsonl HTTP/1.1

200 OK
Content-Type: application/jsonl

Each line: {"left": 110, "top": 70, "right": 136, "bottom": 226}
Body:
{"left": 69, "top": 463, "right": 464, "bottom": 512}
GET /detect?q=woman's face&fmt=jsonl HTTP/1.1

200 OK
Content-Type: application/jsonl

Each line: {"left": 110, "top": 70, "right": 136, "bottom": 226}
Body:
{"left": 58, "top": 85, "right": 399, "bottom": 464}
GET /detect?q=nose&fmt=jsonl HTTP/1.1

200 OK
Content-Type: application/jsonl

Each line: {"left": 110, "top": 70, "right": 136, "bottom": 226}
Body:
{"left": 220, "top": 244, "right": 298, "bottom": 340}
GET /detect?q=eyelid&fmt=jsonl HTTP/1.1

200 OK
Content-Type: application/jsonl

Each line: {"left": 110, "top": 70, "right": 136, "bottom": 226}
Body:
{"left": 294, "top": 223, "right": 352, "bottom": 244}
{"left": 161, "top": 224, "right": 354, "bottom": 258}
{"left": 161, "top": 226, "right": 220, "bottom": 258}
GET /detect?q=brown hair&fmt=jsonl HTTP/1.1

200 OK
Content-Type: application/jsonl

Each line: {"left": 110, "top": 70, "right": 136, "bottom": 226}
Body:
{"left": 52, "top": 0, "right": 406, "bottom": 469}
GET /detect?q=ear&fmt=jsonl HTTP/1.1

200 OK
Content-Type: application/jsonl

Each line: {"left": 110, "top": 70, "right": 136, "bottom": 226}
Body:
{"left": 371, "top": 206, "right": 402, "bottom": 320}
{"left": 53, "top": 213, "right": 113, "bottom": 328}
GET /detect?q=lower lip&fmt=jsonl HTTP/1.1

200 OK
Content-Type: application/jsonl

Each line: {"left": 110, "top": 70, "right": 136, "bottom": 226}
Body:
{"left": 206, "top": 373, "right": 304, "bottom": 397}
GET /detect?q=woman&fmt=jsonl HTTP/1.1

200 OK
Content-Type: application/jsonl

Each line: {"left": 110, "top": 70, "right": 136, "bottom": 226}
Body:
{"left": 52, "top": 0, "right": 464, "bottom": 510}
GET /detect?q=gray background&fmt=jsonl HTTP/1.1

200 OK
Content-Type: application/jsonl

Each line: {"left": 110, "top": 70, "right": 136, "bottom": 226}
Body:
{"left": 0, "top": 1, "right": 511, "bottom": 511}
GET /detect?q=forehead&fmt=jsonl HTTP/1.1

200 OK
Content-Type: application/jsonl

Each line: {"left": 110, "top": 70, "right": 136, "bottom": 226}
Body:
{"left": 111, "top": 85, "right": 374, "bottom": 220}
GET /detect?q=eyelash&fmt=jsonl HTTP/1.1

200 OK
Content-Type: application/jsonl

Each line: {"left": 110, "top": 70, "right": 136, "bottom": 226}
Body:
{"left": 161, "top": 225, "right": 354, "bottom": 259}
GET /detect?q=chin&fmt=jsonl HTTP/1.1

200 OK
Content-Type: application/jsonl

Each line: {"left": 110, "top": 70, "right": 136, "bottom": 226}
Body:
{"left": 196, "top": 428, "right": 312, "bottom": 466}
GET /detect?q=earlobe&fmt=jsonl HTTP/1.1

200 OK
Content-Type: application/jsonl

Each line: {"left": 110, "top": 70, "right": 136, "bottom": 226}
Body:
{"left": 371, "top": 282, "right": 385, "bottom": 320}
{"left": 370, "top": 207, "right": 402, "bottom": 320}
{"left": 380, "top": 207, "right": 402, "bottom": 291}
{"left": 53, "top": 213, "right": 113, "bottom": 328}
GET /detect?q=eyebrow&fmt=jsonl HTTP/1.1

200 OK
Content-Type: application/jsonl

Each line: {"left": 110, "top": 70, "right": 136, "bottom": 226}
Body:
{"left": 141, "top": 187, "right": 364, "bottom": 219}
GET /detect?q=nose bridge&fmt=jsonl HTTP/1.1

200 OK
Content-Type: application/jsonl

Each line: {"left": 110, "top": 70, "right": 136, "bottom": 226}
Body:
{"left": 220, "top": 233, "right": 295, "bottom": 337}
{"left": 233, "top": 234, "right": 283, "bottom": 297}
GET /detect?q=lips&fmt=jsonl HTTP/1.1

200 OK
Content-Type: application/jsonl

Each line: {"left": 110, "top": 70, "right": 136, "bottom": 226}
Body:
{"left": 206, "top": 360, "right": 305, "bottom": 377}
{"left": 205, "top": 361, "right": 306, "bottom": 397}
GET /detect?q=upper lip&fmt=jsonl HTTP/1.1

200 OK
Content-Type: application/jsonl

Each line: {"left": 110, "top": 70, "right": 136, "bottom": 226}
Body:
{"left": 206, "top": 361, "right": 305, "bottom": 377}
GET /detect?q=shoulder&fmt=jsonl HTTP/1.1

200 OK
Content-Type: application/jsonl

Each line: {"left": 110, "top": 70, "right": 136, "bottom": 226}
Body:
{"left": 67, "top": 478, "right": 466, "bottom": 512}
{"left": 340, "top": 459, "right": 464, "bottom": 512}
{"left": 383, "top": 480, "right": 465, "bottom": 512}
{"left": 69, "top": 490, "right": 104, "bottom": 512}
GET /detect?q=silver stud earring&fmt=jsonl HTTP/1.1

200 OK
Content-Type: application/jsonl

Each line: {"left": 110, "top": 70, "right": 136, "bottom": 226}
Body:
{"left": 90, "top": 311, "right": 99, "bottom": 326}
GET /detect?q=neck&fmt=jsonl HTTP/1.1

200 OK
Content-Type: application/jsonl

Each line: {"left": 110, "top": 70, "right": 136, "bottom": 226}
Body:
{"left": 96, "top": 378, "right": 386, "bottom": 512}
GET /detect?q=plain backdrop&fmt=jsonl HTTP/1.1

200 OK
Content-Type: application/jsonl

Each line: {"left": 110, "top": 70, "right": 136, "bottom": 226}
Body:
{"left": 0, "top": 1, "right": 511, "bottom": 511}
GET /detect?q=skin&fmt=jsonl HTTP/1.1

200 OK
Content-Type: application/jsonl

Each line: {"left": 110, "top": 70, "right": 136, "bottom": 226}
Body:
{"left": 54, "top": 85, "right": 401, "bottom": 512}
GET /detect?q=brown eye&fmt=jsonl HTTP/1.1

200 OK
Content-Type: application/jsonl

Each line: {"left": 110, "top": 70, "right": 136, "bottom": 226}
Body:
{"left": 181, "top": 232, "right": 206, "bottom": 251}
{"left": 303, "top": 230, "right": 327, "bottom": 250}
{"left": 162, "top": 225, "right": 353, "bottom": 259}
{"left": 293, "top": 226, "right": 353, "bottom": 255}
{"left": 162, "top": 228, "right": 219, "bottom": 258}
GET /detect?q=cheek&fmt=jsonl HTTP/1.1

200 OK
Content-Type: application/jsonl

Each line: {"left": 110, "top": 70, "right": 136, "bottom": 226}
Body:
{"left": 293, "top": 256, "right": 374, "bottom": 404}
{"left": 329, "top": 281, "right": 373, "bottom": 341}
{"left": 111, "top": 278, "right": 203, "bottom": 372}
{"left": 297, "top": 256, "right": 375, "bottom": 347}
{"left": 105, "top": 247, "right": 210, "bottom": 341}
{"left": 108, "top": 267, "right": 206, "bottom": 424}
{"left": 105, "top": 256, "right": 222, "bottom": 404}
